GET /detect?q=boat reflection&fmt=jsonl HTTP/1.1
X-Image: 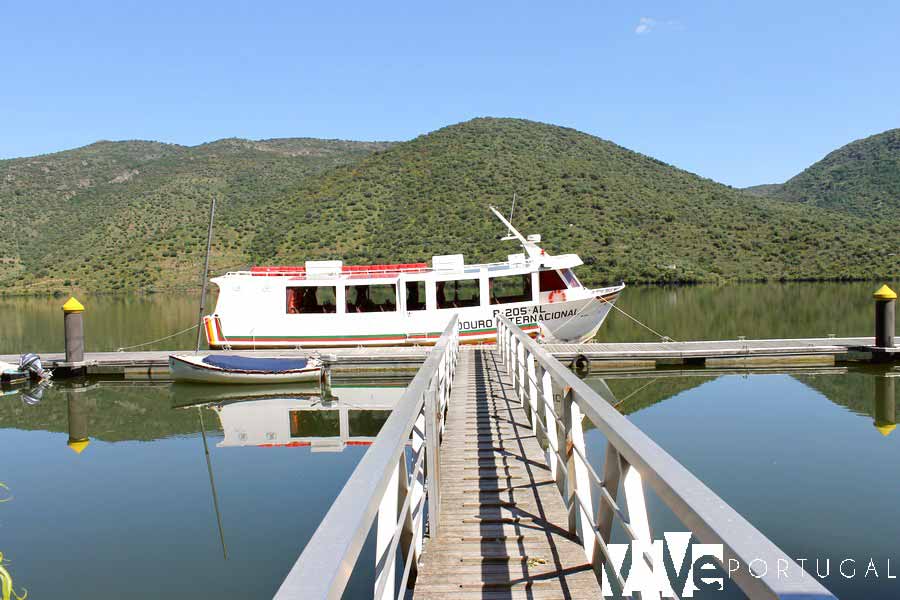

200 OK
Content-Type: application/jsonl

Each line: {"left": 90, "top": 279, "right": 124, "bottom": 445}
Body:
{"left": 172, "top": 378, "right": 408, "bottom": 452}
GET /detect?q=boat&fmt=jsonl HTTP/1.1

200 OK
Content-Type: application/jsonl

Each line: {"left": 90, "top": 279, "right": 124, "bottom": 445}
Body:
{"left": 201, "top": 206, "right": 625, "bottom": 349}
{"left": 168, "top": 354, "right": 323, "bottom": 384}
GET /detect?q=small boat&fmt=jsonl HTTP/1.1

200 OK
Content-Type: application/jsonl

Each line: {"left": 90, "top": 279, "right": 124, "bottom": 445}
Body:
{"left": 168, "top": 353, "right": 323, "bottom": 384}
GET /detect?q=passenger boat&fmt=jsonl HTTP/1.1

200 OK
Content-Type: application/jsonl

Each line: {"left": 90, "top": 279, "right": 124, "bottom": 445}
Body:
{"left": 168, "top": 354, "right": 323, "bottom": 384}
{"left": 202, "top": 207, "right": 624, "bottom": 349}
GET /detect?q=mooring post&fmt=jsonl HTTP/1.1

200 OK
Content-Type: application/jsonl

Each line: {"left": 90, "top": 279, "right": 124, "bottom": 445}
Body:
{"left": 62, "top": 297, "right": 85, "bottom": 364}
{"left": 874, "top": 375, "right": 896, "bottom": 437}
{"left": 874, "top": 285, "right": 897, "bottom": 348}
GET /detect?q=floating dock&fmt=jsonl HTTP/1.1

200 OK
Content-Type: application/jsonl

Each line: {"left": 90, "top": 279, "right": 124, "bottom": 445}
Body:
{"left": 412, "top": 348, "right": 602, "bottom": 597}
{"left": 1, "top": 336, "right": 889, "bottom": 380}
{"left": 274, "top": 316, "right": 838, "bottom": 599}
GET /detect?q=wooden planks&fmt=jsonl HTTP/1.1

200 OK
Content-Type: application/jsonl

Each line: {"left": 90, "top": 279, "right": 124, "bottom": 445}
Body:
{"left": 544, "top": 336, "right": 873, "bottom": 362}
{"left": 413, "top": 348, "right": 601, "bottom": 599}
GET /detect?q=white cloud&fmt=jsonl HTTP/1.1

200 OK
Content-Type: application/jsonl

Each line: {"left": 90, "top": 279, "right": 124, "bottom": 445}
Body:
{"left": 635, "top": 17, "right": 656, "bottom": 34}
{"left": 635, "top": 16, "right": 681, "bottom": 35}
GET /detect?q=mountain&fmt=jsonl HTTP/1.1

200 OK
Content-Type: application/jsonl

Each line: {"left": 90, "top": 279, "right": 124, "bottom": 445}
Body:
{"left": 1, "top": 118, "right": 897, "bottom": 294}
{"left": 745, "top": 128, "right": 900, "bottom": 218}
{"left": 1, "top": 137, "right": 392, "bottom": 292}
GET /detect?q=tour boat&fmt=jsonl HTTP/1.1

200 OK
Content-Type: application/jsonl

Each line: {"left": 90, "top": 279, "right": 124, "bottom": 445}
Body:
{"left": 168, "top": 354, "right": 323, "bottom": 384}
{"left": 202, "top": 207, "right": 624, "bottom": 349}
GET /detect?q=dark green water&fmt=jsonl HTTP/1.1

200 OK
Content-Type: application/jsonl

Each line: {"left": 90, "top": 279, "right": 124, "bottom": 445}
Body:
{"left": 1, "top": 282, "right": 898, "bottom": 599}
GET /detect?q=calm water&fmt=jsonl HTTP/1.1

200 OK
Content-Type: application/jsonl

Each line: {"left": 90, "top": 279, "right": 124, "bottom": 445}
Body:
{"left": 1, "top": 282, "right": 899, "bottom": 599}
{"left": 1, "top": 280, "right": 899, "bottom": 354}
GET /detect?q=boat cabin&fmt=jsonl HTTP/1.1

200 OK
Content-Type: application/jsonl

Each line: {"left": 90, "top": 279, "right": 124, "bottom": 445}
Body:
{"left": 241, "top": 252, "right": 586, "bottom": 316}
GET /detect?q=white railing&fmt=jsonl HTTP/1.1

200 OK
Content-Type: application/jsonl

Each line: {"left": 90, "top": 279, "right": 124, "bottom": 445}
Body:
{"left": 496, "top": 315, "right": 838, "bottom": 599}
{"left": 273, "top": 315, "right": 459, "bottom": 600}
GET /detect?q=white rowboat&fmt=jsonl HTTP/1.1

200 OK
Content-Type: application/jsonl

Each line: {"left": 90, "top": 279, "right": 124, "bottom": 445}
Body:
{"left": 169, "top": 354, "right": 323, "bottom": 384}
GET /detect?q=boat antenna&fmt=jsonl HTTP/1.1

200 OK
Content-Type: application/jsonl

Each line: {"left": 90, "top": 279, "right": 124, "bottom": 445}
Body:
{"left": 488, "top": 204, "right": 544, "bottom": 261}
{"left": 198, "top": 406, "right": 228, "bottom": 559}
{"left": 195, "top": 196, "right": 216, "bottom": 353}
{"left": 507, "top": 192, "right": 517, "bottom": 225}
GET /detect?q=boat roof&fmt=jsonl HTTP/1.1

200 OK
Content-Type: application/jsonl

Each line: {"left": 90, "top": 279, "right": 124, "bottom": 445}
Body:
{"left": 219, "top": 206, "right": 584, "bottom": 281}
{"left": 222, "top": 253, "right": 583, "bottom": 281}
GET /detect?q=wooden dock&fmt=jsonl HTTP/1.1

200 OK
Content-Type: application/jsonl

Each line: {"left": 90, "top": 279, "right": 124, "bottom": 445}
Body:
{"left": 413, "top": 348, "right": 601, "bottom": 599}
{"left": 0, "top": 336, "right": 889, "bottom": 380}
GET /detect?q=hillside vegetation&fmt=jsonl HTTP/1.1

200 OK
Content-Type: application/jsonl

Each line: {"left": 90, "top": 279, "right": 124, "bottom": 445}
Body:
{"left": 746, "top": 128, "right": 900, "bottom": 218}
{"left": 1, "top": 138, "right": 391, "bottom": 292}
{"left": 1, "top": 118, "right": 897, "bottom": 294}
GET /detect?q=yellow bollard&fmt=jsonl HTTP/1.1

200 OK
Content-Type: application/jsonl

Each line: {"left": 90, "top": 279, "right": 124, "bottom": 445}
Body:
{"left": 62, "top": 296, "right": 85, "bottom": 364}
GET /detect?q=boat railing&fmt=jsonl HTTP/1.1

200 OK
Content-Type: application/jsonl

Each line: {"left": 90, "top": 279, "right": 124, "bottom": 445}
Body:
{"left": 495, "top": 315, "right": 837, "bottom": 599}
{"left": 224, "top": 258, "right": 549, "bottom": 279}
{"left": 272, "top": 315, "right": 460, "bottom": 600}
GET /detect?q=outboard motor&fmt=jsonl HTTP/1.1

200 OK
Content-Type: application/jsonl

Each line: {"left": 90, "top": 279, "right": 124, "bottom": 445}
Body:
{"left": 19, "top": 353, "right": 51, "bottom": 381}
{"left": 21, "top": 381, "right": 50, "bottom": 405}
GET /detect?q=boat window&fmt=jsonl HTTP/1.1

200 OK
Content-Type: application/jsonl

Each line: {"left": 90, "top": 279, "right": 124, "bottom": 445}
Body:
{"left": 290, "top": 410, "right": 340, "bottom": 437}
{"left": 539, "top": 269, "right": 567, "bottom": 292}
{"left": 560, "top": 268, "right": 582, "bottom": 288}
{"left": 489, "top": 274, "right": 532, "bottom": 304}
{"left": 286, "top": 286, "right": 337, "bottom": 314}
{"left": 405, "top": 281, "right": 427, "bottom": 311}
{"left": 436, "top": 279, "right": 480, "bottom": 309}
{"left": 346, "top": 284, "right": 397, "bottom": 313}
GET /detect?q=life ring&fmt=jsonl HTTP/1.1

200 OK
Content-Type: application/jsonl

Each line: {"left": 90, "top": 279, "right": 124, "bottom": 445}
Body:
{"left": 572, "top": 354, "right": 590, "bottom": 377}
{"left": 548, "top": 290, "right": 566, "bottom": 303}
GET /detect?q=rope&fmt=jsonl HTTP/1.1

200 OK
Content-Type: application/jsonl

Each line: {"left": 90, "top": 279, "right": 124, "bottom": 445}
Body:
{"left": 597, "top": 294, "right": 676, "bottom": 342}
{"left": 116, "top": 324, "right": 199, "bottom": 352}
{"left": 612, "top": 378, "right": 660, "bottom": 409}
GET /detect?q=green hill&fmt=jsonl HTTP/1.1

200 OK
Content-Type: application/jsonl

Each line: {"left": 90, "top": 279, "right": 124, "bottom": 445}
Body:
{"left": 1, "top": 118, "right": 897, "bottom": 294}
{"left": 1, "top": 137, "right": 391, "bottom": 292}
{"left": 745, "top": 128, "right": 900, "bottom": 218}
{"left": 251, "top": 118, "right": 897, "bottom": 285}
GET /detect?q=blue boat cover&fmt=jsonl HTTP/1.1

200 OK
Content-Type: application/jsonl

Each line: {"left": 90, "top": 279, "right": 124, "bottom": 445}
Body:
{"left": 202, "top": 355, "right": 310, "bottom": 372}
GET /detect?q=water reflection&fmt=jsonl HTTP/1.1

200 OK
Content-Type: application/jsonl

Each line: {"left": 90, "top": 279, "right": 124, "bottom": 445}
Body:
{"left": 172, "top": 380, "right": 405, "bottom": 452}
{"left": 0, "top": 376, "right": 406, "bottom": 599}
{"left": 582, "top": 366, "right": 900, "bottom": 599}
{"left": 874, "top": 376, "right": 896, "bottom": 436}
{"left": 66, "top": 390, "right": 90, "bottom": 454}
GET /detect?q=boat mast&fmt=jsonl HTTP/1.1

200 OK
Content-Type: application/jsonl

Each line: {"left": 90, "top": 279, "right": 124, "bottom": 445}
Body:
{"left": 488, "top": 205, "right": 543, "bottom": 260}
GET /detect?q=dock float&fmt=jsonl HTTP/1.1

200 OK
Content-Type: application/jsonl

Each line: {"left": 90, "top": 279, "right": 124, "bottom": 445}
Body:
{"left": 0, "top": 336, "right": 889, "bottom": 380}
{"left": 272, "top": 315, "right": 837, "bottom": 599}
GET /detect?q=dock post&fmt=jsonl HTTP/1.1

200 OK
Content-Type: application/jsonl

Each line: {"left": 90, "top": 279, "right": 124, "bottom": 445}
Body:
{"left": 66, "top": 391, "right": 90, "bottom": 454}
{"left": 874, "top": 375, "right": 896, "bottom": 437}
{"left": 62, "top": 297, "right": 85, "bottom": 364}
{"left": 874, "top": 285, "right": 896, "bottom": 348}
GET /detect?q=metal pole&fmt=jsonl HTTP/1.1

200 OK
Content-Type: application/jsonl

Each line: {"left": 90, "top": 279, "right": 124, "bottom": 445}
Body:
{"left": 196, "top": 197, "right": 217, "bottom": 353}
{"left": 198, "top": 407, "right": 227, "bottom": 559}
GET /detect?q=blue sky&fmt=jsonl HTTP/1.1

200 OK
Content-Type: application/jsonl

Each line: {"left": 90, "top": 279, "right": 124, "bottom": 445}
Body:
{"left": 2, "top": 1, "right": 898, "bottom": 187}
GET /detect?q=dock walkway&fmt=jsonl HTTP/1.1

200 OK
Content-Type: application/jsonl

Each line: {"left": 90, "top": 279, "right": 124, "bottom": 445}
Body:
{"left": 0, "top": 336, "right": 880, "bottom": 379}
{"left": 412, "top": 348, "right": 601, "bottom": 599}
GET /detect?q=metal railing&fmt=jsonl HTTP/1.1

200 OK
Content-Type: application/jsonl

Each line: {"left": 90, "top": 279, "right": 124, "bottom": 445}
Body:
{"left": 496, "top": 315, "right": 838, "bottom": 599}
{"left": 273, "top": 315, "right": 459, "bottom": 600}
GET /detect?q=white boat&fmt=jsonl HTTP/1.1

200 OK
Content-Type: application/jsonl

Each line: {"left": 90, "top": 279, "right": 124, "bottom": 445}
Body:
{"left": 202, "top": 207, "right": 625, "bottom": 349}
{"left": 168, "top": 353, "right": 323, "bottom": 384}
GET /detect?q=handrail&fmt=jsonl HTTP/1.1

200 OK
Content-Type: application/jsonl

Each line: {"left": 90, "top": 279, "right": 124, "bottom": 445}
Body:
{"left": 496, "top": 315, "right": 837, "bottom": 599}
{"left": 273, "top": 315, "right": 459, "bottom": 600}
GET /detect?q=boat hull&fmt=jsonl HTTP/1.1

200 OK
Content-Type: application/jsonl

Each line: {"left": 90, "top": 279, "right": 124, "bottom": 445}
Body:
{"left": 205, "top": 286, "right": 623, "bottom": 349}
{"left": 169, "top": 354, "right": 323, "bottom": 384}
